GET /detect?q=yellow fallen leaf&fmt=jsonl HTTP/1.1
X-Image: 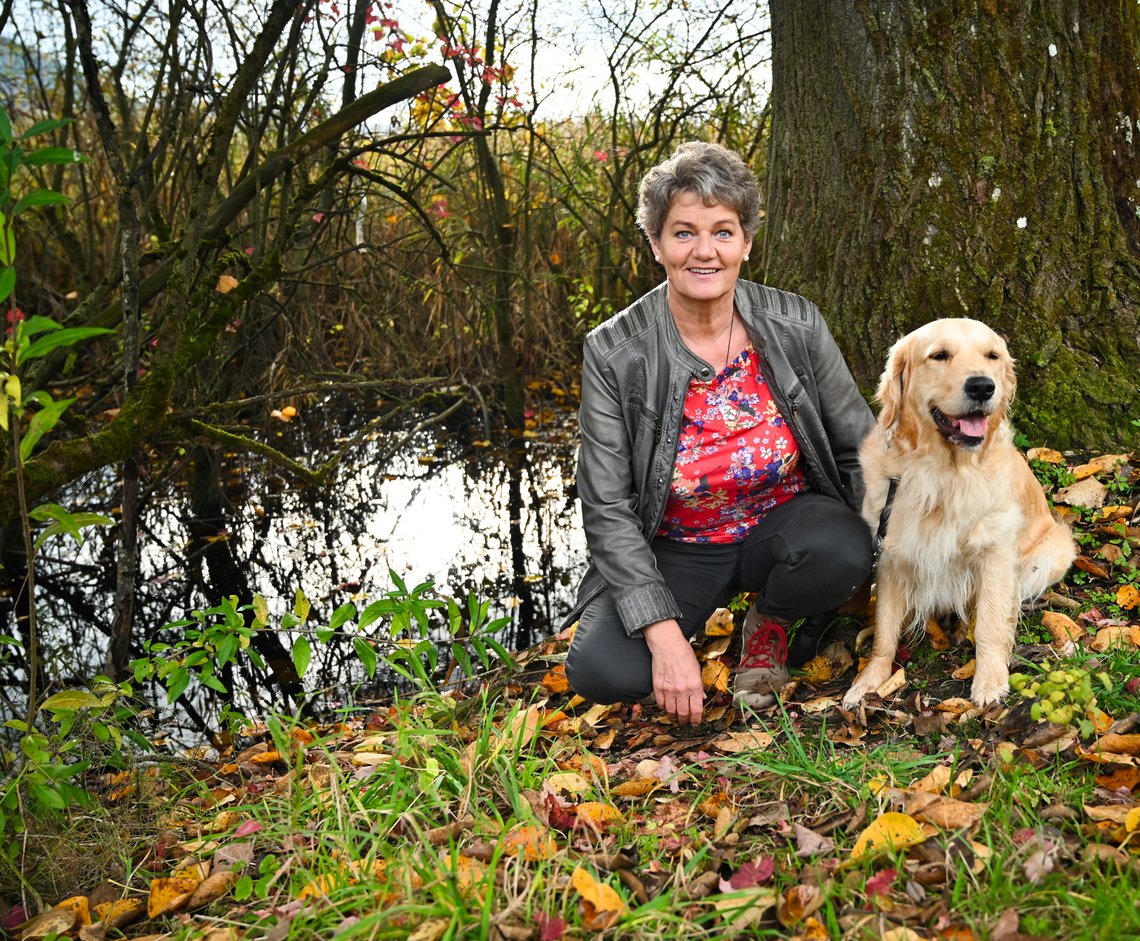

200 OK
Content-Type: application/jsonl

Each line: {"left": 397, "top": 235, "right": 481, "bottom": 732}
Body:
{"left": 53, "top": 896, "right": 91, "bottom": 926}
{"left": 13, "top": 907, "right": 78, "bottom": 939}
{"left": 442, "top": 853, "right": 488, "bottom": 889}
{"left": 571, "top": 866, "right": 627, "bottom": 930}
{"left": 714, "top": 729, "right": 775, "bottom": 753}
{"left": 1090, "top": 626, "right": 1140, "bottom": 652}
{"left": 876, "top": 668, "right": 907, "bottom": 698}
{"left": 1127, "top": 808, "right": 1140, "bottom": 833}
{"left": 906, "top": 793, "right": 987, "bottom": 830}
{"left": 705, "top": 607, "right": 735, "bottom": 636}
{"left": 1117, "top": 584, "right": 1139, "bottom": 611}
{"left": 801, "top": 655, "right": 832, "bottom": 683}
{"left": 545, "top": 771, "right": 590, "bottom": 795}
{"left": 91, "top": 898, "right": 145, "bottom": 929}
{"left": 933, "top": 697, "right": 976, "bottom": 715}
{"left": 847, "top": 812, "right": 928, "bottom": 865}
{"left": 215, "top": 274, "right": 239, "bottom": 294}
{"left": 1026, "top": 447, "right": 1063, "bottom": 464}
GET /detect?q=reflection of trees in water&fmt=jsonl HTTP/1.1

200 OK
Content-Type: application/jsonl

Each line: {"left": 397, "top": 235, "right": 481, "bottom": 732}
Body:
{"left": 0, "top": 404, "right": 585, "bottom": 734}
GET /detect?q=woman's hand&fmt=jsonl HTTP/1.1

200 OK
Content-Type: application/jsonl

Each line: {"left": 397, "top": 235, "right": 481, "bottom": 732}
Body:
{"left": 643, "top": 619, "right": 704, "bottom": 725}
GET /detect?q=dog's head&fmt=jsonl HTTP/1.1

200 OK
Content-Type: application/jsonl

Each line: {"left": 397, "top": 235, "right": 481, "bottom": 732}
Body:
{"left": 876, "top": 318, "right": 1015, "bottom": 452}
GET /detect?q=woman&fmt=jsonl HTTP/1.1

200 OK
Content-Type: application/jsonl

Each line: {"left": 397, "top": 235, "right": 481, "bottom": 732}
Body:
{"left": 562, "top": 141, "right": 874, "bottom": 726}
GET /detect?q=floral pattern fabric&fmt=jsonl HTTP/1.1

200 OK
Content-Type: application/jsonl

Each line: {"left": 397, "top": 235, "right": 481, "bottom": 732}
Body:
{"left": 656, "top": 344, "right": 806, "bottom": 543}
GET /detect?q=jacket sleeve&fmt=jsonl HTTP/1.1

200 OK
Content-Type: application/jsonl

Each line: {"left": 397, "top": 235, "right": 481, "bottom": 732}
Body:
{"left": 808, "top": 313, "right": 875, "bottom": 509}
{"left": 576, "top": 338, "right": 683, "bottom": 636}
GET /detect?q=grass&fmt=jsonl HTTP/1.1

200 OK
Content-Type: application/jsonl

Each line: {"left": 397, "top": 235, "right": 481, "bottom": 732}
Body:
{"left": 4, "top": 451, "right": 1138, "bottom": 939}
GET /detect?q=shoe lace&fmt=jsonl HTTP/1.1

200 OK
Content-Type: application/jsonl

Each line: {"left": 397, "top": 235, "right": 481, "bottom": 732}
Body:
{"left": 740, "top": 620, "right": 788, "bottom": 670}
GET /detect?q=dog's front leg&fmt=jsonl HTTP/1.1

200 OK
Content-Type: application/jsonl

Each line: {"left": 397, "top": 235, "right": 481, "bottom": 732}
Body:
{"left": 970, "top": 558, "right": 1018, "bottom": 706}
{"left": 842, "top": 566, "right": 907, "bottom": 709}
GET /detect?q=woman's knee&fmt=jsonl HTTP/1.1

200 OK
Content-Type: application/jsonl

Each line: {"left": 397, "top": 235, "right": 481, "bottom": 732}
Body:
{"left": 566, "top": 639, "right": 647, "bottom": 704}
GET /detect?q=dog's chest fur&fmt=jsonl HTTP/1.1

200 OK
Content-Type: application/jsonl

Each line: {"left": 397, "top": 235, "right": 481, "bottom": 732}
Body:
{"left": 881, "top": 453, "right": 1025, "bottom": 619}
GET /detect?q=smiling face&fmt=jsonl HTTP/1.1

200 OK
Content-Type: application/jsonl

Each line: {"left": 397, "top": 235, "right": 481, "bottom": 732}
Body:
{"left": 648, "top": 193, "right": 752, "bottom": 313}
{"left": 878, "top": 318, "right": 1017, "bottom": 453}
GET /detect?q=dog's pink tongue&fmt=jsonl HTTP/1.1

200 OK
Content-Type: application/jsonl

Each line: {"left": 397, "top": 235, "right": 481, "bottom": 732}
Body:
{"left": 956, "top": 416, "right": 988, "bottom": 437}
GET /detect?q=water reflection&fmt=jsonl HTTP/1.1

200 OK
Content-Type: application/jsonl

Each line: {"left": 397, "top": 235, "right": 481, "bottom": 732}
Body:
{"left": 2, "top": 399, "right": 586, "bottom": 735}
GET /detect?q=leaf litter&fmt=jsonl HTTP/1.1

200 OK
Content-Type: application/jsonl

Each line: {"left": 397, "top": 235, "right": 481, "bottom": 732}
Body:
{"left": 9, "top": 450, "right": 1140, "bottom": 940}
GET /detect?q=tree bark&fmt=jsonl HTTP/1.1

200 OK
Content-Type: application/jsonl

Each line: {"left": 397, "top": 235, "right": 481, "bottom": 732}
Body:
{"left": 764, "top": 0, "right": 1139, "bottom": 449}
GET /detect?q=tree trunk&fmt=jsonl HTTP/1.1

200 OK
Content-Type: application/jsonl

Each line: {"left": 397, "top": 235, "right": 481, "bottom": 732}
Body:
{"left": 764, "top": 0, "right": 1139, "bottom": 449}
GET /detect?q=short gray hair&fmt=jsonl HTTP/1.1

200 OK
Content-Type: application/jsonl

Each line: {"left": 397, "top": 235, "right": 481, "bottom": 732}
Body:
{"left": 636, "top": 141, "right": 762, "bottom": 242}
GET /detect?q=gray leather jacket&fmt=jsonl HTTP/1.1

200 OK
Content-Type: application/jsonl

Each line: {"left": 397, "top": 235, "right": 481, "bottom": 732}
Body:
{"left": 563, "top": 279, "right": 874, "bottom": 637}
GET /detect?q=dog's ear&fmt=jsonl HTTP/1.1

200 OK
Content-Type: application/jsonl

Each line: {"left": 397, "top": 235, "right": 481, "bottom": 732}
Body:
{"left": 1001, "top": 349, "right": 1017, "bottom": 416}
{"left": 876, "top": 334, "right": 911, "bottom": 429}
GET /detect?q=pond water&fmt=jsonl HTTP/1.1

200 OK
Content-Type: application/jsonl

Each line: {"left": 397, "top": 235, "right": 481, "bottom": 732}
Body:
{"left": 1, "top": 395, "right": 588, "bottom": 734}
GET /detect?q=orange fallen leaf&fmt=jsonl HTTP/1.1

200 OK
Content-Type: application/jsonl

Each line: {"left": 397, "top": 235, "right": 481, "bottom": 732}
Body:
{"left": 611, "top": 778, "right": 661, "bottom": 798}
{"left": 576, "top": 801, "right": 622, "bottom": 829}
{"left": 1117, "top": 584, "right": 1139, "bottom": 610}
{"left": 700, "top": 658, "right": 730, "bottom": 692}
{"left": 952, "top": 660, "right": 976, "bottom": 681}
{"left": 1095, "top": 734, "right": 1140, "bottom": 755}
{"left": 53, "top": 896, "right": 91, "bottom": 926}
{"left": 186, "top": 870, "right": 239, "bottom": 910}
{"left": 1041, "top": 610, "right": 1087, "bottom": 649}
{"left": 147, "top": 876, "right": 201, "bottom": 918}
{"left": 570, "top": 866, "right": 627, "bottom": 930}
{"left": 501, "top": 825, "right": 558, "bottom": 860}
{"left": 776, "top": 883, "right": 824, "bottom": 926}
{"left": 926, "top": 618, "right": 951, "bottom": 650}
{"left": 540, "top": 664, "right": 570, "bottom": 694}
{"left": 215, "top": 274, "right": 239, "bottom": 294}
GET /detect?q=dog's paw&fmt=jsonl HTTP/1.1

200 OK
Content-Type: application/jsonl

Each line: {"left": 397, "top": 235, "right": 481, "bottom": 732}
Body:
{"left": 970, "top": 674, "right": 1010, "bottom": 707}
{"left": 842, "top": 660, "right": 893, "bottom": 709}
{"left": 840, "top": 685, "right": 868, "bottom": 710}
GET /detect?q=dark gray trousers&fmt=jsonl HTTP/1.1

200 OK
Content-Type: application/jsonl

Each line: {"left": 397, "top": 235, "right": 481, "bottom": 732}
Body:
{"left": 565, "top": 492, "right": 872, "bottom": 704}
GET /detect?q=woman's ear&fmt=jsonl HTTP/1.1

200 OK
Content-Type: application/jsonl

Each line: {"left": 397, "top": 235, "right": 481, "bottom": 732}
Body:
{"left": 876, "top": 335, "right": 911, "bottom": 430}
{"left": 648, "top": 238, "right": 662, "bottom": 263}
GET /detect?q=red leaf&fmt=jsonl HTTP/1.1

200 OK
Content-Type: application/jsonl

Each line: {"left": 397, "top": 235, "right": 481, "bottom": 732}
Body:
{"left": 234, "top": 820, "right": 263, "bottom": 837}
{"left": 866, "top": 868, "right": 897, "bottom": 897}
{"left": 536, "top": 912, "right": 566, "bottom": 940}
{"left": 724, "top": 856, "right": 775, "bottom": 890}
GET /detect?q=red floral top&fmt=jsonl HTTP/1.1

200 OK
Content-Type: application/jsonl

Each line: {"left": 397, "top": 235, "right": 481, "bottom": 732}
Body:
{"left": 656, "top": 344, "right": 806, "bottom": 543}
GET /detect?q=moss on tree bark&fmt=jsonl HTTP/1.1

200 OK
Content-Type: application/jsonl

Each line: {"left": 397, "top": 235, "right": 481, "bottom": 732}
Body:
{"left": 763, "top": 0, "right": 1139, "bottom": 448}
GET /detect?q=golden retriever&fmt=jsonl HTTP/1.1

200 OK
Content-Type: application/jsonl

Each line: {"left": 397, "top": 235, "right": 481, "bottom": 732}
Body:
{"left": 842, "top": 318, "right": 1076, "bottom": 709}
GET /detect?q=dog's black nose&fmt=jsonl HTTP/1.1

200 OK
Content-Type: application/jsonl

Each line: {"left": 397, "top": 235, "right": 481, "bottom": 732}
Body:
{"left": 964, "top": 375, "right": 995, "bottom": 401}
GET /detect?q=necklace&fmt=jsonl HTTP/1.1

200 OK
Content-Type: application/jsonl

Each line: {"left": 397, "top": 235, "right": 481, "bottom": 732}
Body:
{"left": 723, "top": 313, "right": 735, "bottom": 372}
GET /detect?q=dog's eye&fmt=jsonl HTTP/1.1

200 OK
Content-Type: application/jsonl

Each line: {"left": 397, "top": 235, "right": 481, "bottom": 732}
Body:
{"left": 930, "top": 350, "right": 950, "bottom": 361}
{"left": 986, "top": 351, "right": 1000, "bottom": 360}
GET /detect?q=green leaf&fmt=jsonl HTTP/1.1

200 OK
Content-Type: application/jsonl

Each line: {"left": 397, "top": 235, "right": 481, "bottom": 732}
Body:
{"left": 0, "top": 267, "right": 14, "bottom": 305}
{"left": 0, "top": 212, "right": 14, "bottom": 266}
{"left": 329, "top": 603, "right": 357, "bottom": 631}
{"left": 292, "top": 635, "right": 312, "bottom": 678}
{"left": 358, "top": 599, "right": 391, "bottom": 630}
{"left": 201, "top": 673, "right": 228, "bottom": 693}
{"left": 353, "top": 636, "right": 377, "bottom": 678}
{"left": 18, "top": 326, "right": 113, "bottom": 365}
{"left": 28, "top": 782, "right": 66, "bottom": 811}
{"left": 21, "top": 396, "right": 75, "bottom": 461}
{"left": 167, "top": 667, "right": 191, "bottom": 703}
{"left": 11, "top": 189, "right": 70, "bottom": 215}
{"left": 23, "top": 147, "right": 86, "bottom": 167}
{"left": 20, "top": 118, "right": 71, "bottom": 140}
{"left": 0, "top": 108, "right": 12, "bottom": 145}
{"left": 215, "top": 634, "right": 238, "bottom": 667}
{"left": 40, "top": 689, "right": 102, "bottom": 712}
